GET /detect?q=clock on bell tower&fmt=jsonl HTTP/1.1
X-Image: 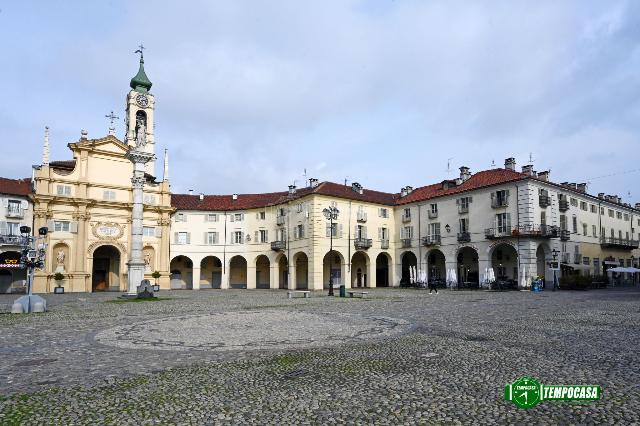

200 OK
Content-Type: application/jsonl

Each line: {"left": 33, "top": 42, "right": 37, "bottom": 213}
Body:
{"left": 125, "top": 45, "right": 156, "bottom": 175}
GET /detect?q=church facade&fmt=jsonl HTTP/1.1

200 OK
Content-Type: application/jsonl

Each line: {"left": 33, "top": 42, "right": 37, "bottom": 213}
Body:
{"left": 31, "top": 56, "right": 173, "bottom": 293}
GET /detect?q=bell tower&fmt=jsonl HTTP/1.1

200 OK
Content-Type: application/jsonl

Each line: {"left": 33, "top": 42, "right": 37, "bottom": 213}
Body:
{"left": 125, "top": 45, "right": 156, "bottom": 174}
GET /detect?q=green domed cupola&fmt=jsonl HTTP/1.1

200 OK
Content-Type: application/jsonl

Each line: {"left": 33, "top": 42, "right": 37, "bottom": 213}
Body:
{"left": 130, "top": 47, "right": 152, "bottom": 93}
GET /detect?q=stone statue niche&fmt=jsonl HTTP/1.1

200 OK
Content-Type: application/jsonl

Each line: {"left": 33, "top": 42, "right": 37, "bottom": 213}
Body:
{"left": 134, "top": 110, "right": 147, "bottom": 148}
{"left": 54, "top": 244, "right": 69, "bottom": 273}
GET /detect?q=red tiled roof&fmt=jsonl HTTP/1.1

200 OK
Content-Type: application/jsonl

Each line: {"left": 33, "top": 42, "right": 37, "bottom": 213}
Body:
{"left": 395, "top": 168, "right": 527, "bottom": 205}
{"left": 170, "top": 169, "right": 528, "bottom": 211}
{"left": 0, "top": 177, "right": 32, "bottom": 196}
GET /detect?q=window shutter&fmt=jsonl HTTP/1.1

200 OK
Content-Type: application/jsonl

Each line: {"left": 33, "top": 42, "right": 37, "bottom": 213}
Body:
{"left": 265, "top": 230, "right": 268, "bottom": 242}
{"left": 326, "top": 223, "right": 331, "bottom": 237}
{"left": 2, "top": 199, "right": 7, "bottom": 208}
{"left": 294, "top": 227, "right": 299, "bottom": 239}
{"left": 506, "top": 213, "right": 511, "bottom": 232}
{"left": 469, "top": 196, "right": 473, "bottom": 203}
{"left": 256, "top": 213, "right": 259, "bottom": 220}
{"left": 230, "top": 232, "right": 234, "bottom": 244}
{"left": 69, "top": 222, "right": 78, "bottom": 233}
{"left": 400, "top": 227, "right": 405, "bottom": 239}
{"left": 362, "top": 226, "right": 367, "bottom": 239}
{"left": 505, "top": 190, "right": 510, "bottom": 198}
{"left": 255, "top": 231, "right": 259, "bottom": 243}
{"left": 240, "top": 232, "right": 244, "bottom": 244}
{"left": 174, "top": 232, "right": 179, "bottom": 244}
{"left": 0, "top": 221, "right": 7, "bottom": 235}
{"left": 47, "top": 220, "right": 55, "bottom": 232}
{"left": 204, "top": 232, "right": 208, "bottom": 244}
{"left": 204, "top": 214, "right": 209, "bottom": 222}
{"left": 186, "top": 232, "right": 191, "bottom": 244}
{"left": 20, "top": 200, "right": 28, "bottom": 209}
{"left": 491, "top": 192, "right": 495, "bottom": 203}
{"left": 378, "top": 227, "right": 382, "bottom": 240}
{"left": 240, "top": 213, "right": 244, "bottom": 221}
{"left": 155, "top": 227, "right": 162, "bottom": 237}
{"left": 230, "top": 214, "right": 234, "bottom": 222}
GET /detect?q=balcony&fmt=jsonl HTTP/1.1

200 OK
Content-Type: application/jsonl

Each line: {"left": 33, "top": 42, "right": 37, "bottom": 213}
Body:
{"left": 491, "top": 197, "right": 509, "bottom": 208}
{"left": 422, "top": 235, "right": 441, "bottom": 246}
{"left": 485, "top": 228, "right": 512, "bottom": 239}
{"left": 539, "top": 195, "right": 551, "bottom": 208}
{"left": 270, "top": 240, "right": 286, "bottom": 251}
{"left": 380, "top": 239, "right": 389, "bottom": 249}
{"left": 600, "top": 237, "right": 640, "bottom": 250}
{"left": 574, "top": 253, "right": 583, "bottom": 264}
{"left": 356, "top": 212, "right": 367, "bottom": 222}
{"left": 428, "top": 210, "right": 438, "bottom": 219}
{"left": 514, "top": 224, "right": 560, "bottom": 239}
{"left": 276, "top": 215, "right": 286, "bottom": 226}
{"left": 457, "top": 232, "right": 471, "bottom": 243}
{"left": 458, "top": 205, "right": 469, "bottom": 214}
{"left": 560, "top": 230, "right": 571, "bottom": 241}
{"left": 5, "top": 208, "right": 24, "bottom": 219}
{"left": 402, "top": 214, "right": 411, "bottom": 223}
{"left": 558, "top": 199, "right": 569, "bottom": 212}
{"left": 354, "top": 238, "right": 372, "bottom": 250}
{"left": 401, "top": 238, "right": 412, "bottom": 248}
{"left": 0, "top": 234, "right": 22, "bottom": 246}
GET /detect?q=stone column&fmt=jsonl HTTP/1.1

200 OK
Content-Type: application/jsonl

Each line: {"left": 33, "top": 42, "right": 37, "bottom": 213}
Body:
{"left": 288, "top": 262, "right": 296, "bottom": 290}
{"left": 270, "top": 264, "right": 279, "bottom": 289}
{"left": 247, "top": 265, "right": 257, "bottom": 289}
{"left": 192, "top": 266, "right": 201, "bottom": 290}
{"left": 72, "top": 210, "right": 90, "bottom": 292}
{"left": 367, "top": 259, "right": 376, "bottom": 288}
{"left": 126, "top": 150, "right": 154, "bottom": 295}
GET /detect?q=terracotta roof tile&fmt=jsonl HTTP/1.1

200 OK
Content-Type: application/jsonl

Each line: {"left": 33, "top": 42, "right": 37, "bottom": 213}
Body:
{"left": 0, "top": 177, "right": 32, "bottom": 197}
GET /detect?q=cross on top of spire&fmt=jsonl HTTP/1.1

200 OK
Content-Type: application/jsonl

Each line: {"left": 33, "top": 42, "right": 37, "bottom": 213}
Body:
{"left": 130, "top": 44, "right": 152, "bottom": 93}
{"left": 135, "top": 44, "right": 145, "bottom": 61}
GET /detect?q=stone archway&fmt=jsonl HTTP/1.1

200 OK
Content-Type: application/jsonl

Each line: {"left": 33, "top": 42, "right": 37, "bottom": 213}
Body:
{"left": 0, "top": 251, "right": 24, "bottom": 294}
{"left": 426, "top": 249, "right": 446, "bottom": 283}
{"left": 293, "top": 252, "right": 309, "bottom": 290}
{"left": 92, "top": 245, "right": 121, "bottom": 292}
{"left": 229, "top": 255, "right": 248, "bottom": 289}
{"left": 400, "top": 251, "right": 417, "bottom": 285}
{"left": 323, "top": 251, "right": 345, "bottom": 290}
{"left": 491, "top": 243, "right": 518, "bottom": 281}
{"left": 277, "top": 254, "right": 288, "bottom": 289}
{"left": 170, "top": 255, "right": 193, "bottom": 290}
{"left": 255, "top": 255, "right": 270, "bottom": 289}
{"left": 351, "top": 251, "right": 369, "bottom": 288}
{"left": 201, "top": 256, "right": 222, "bottom": 289}
{"left": 457, "top": 246, "right": 479, "bottom": 286}
{"left": 375, "top": 252, "right": 391, "bottom": 287}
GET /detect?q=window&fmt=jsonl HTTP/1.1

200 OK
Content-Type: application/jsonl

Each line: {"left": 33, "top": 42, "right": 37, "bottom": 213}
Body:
{"left": 626, "top": 231, "right": 629, "bottom": 240}
{"left": 259, "top": 211, "right": 266, "bottom": 220}
{"left": 234, "top": 213, "right": 243, "bottom": 222}
{"left": 143, "top": 226, "right": 156, "bottom": 237}
{"left": 54, "top": 220, "right": 70, "bottom": 232}
{"left": 259, "top": 229, "right": 268, "bottom": 243}
{"left": 403, "top": 208, "right": 411, "bottom": 219}
{"left": 592, "top": 225, "right": 597, "bottom": 238}
{"left": 143, "top": 194, "right": 156, "bottom": 205}
{"left": 103, "top": 190, "right": 116, "bottom": 201}
{"left": 429, "top": 223, "right": 441, "bottom": 238}
{"left": 205, "top": 232, "right": 218, "bottom": 245}
{"left": 233, "top": 231, "right": 243, "bottom": 244}
{"left": 279, "top": 208, "right": 286, "bottom": 217}
{"left": 7, "top": 200, "right": 21, "bottom": 215}
{"left": 611, "top": 228, "right": 615, "bottom": 238}
{"left": 379, "top": 227, "right": 388, "bottom": 240}
{"left": 355, "top": 225, "right": 366, "bottom": 239}
{"left": 572, "top": 216, "right": 578, "bottom": 233}
{"left": 401, "top": 226, "right": 414, "bottom": 239}
{"left": 600, "top": 207, "right": 605, "bottom": 215}
{"left": 590, "top": 204, "right": 597, "bottom": 213}
{"left": 295, "top": 224, "right": 305, "bottom": 239}
{"left": 496, "top": 213, "right": 511, "bottom": 233}
{"left": 608, "top": 209, "right": 614, "bottom": 218}
{"left": 206, "top": 213, "right": 218, "bottom": 222}
{"left": 540, "top": 211, "right": 546, "bottom": 225}
{"left": 175, "top": 213, "right": 186, "bottom": 222}
{"left": 296, "top": 203, "right": 304, "bottom": 213}
{"left": 430, "top": 204, "right": 438, "bottom": 214}
{"left": 583, "top": 257, "right": 590, "bottom": 266}
{"left": 624, "top": 213, "right": 629, "bottom": 221}
{"left": 493, "top": 190, "right": 509, "bottom": 207}
{"left": 379, "top": 208, "right": 388, "bottom": 218}
{"left": 570, "top": 198, "right": 578, "bottom": 207}
{"left": 593, "top": 258, "right": 600, "bottom": 272}
{"left": 7, "top": 221, "right": 20, "bottom": 235}
{"left": 580, "top": 201, "right": 587, "bottom": 211}
{"left": 177, "top": 232, "right": 188, "bottom": 245}
{"left": 616, "top": 211, "right": 622, "bottom": 220}
{"left": 619, "top": 230, "right": 623, "bottom": 239}
{"left": 459, "top": 218, "right": 469, "bottom": 234}
{"left": 326, "top": 223, "right": 340, "bottom": 238}
{"left": 582, "top": 223, "right": 587, "bottom": 236}
{"left": 560, "top": 215, "right": 567, "bottom": 231}
{"left": 56, "top": 185, "right": 71, "bottom": 196}
{"left": 458, "top": 196, "right": 471, "bottom": 212}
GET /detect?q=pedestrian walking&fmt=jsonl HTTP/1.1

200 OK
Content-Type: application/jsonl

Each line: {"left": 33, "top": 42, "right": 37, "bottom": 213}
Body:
{"left": 429, "top": 280, "right": 438, "bottom": 294}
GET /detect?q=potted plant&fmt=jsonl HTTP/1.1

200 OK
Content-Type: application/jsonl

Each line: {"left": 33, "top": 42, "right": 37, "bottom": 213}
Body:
{"left": 53, "top": 272, "right": 65, "bottom": 294}
{"left": 151, "top": 270, "right": 161, "bottom": 292}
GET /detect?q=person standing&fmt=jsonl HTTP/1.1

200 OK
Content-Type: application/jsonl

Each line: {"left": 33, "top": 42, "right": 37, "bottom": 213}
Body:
{"left": 429, "top": 279, "right": 438, "bottom": 294}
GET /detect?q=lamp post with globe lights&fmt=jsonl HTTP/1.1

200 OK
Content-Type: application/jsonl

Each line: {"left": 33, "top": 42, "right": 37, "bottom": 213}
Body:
{"left": 322, "top": 206, "right": 339, "bottom": 296}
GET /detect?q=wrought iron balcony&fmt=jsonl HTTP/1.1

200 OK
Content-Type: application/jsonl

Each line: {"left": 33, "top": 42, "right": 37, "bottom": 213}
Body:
{"left": 401, "top": 238, "right": 412, "bottom": 248}
{"left": 484, "top": 228, "right": 512, "bottom": 239}
{"left": 600, "top": 237, "right": 639, "bottom": 250}
{"left": 402, "top": 214, "right": 411, "bottom": 223}
{"left": 560, "top": 230, "right": 571, "bottom": 241}
{"left": 276, "top": 215, "right": 286, "bottom": 226}
{"left": 491, "top": 197, "right": 509, "bottom": 208}
{"left": 354, "top": 238, "right": 372, "bottom": 250}
{"left": 380, "top": 239, "right": 389, "bottom": 249}
{"left": 513, "top": 224, "right": 560, "bottom": 239}
{"left": 458, "top": 205, "right": 469, "bottom": 214}
{"left": 356, "top": 212, "right": 367, "bottom": 222}
{"left": 422, "top": 235, "right": 441, "bottom": 246}
{"left": 0, "top": 234, "right": 22, "bottom": 246}
{"left": 457, "top": 232, "right": 471, "bottom": 243}
{"left": 428, "top": 210, "right": 438, "bottom": 219}
{"left": 270, "top": 240, "right": 286, "bottom": 251}
{"left": 558, "top": 199, "right": 570, "bottom": 212}
{"left": 539, "top": 195, "right": 551, "bottom": 208}
{"left": 5, "top": 209, "right": 24, "bottom": 219}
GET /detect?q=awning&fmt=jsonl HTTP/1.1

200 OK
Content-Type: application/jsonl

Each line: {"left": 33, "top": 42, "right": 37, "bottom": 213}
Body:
{"left": 561, "top": 263, "right": 592, "bottom": 271}
{"left": 604, "top": 261, "right": 620, "bottom": 265}
{"left": 608, "top": 267, "right": 640, "bottom": 273}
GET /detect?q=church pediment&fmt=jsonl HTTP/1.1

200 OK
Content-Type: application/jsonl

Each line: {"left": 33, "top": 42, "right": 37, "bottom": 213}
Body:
{"left": 69, "top": 135, "right": 130, "bottom": 155}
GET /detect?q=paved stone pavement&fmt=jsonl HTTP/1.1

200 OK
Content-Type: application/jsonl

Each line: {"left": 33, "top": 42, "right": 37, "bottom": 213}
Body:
{"left": 0, "top": 287, "right": 639, "bottom": 424}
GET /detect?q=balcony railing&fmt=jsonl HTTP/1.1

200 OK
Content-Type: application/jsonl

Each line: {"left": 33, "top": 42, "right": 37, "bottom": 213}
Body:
{"left": 5, "top": 208, "right": 24, "bottom": 219}
{"left": 402, "top": 215, "right": 411, "bottom": 223}
{"left": 458, "top": 205, "right": 469, "bottom": 214}
{"left": 354, "top": 238, "right": 372, "bottom": 250}
{"left": 380, "top": 239, "right": 389, "bottom": 249}
{"left": 457, "top": 232, "right": 471, "bottom": 243}
{"left": 270, "top": 240, "right": 286, "bottom": 251}
{"left": 491, "top": 197, "right": 509, "bottom": 208}
{"left": 428, "top": 210, "right": 438, "bottom": 219}
{"left": 600, "top": 237, "right": 640, "bottom": 250}
{"left": 356, "top": 212, "right": 367, "bottom": 222}
{"left": 401, "top": 238, "right": 412, "bottom": 248}
{"left": 422, "top": 235, "right": 441, "bottom": 246}
{"left": 539, "top": 195, "right": 551, "bottom": 208}
{"left": 558, "top": 199, "right": 569, "bottom": 212}
{"left": 485, "top": 228, "right": 512, "bottom": 239}
{"left": 0, "top": 235, "right": 22, "bottom": 246}
{"left": 276, "top": 215, "right": 286, "bottom": 226}
{"left": 513, "top": 224, "right": 560, "bottom": 239}
{"left": 560, "top": 230, "right": 571, "bottom": 241}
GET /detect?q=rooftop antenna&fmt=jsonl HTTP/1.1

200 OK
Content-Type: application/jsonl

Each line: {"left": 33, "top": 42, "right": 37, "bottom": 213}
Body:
{"left": 303, "top": 168, "right": 307, "bottom": 186}
{"left": 344, "top": 176, "right": 349, "bottom": 186}
{"left": 528, "top": 152, "right": 535, "bottom": 165}
{"left": 446, "top": 158, "right": 454, "bottom": 176}
{"left": 105, "top": 111, "right": 119, "bottom": 136}
{"left": 491, "top": 159, "right": 496, "bottom": 168}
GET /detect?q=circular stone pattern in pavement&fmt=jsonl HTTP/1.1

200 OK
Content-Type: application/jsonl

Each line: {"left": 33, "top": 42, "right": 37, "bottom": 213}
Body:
{"left": 94, "top": 310, "right": 410, "bottom": 352}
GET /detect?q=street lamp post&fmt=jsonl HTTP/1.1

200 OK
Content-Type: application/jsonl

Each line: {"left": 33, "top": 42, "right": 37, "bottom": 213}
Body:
{"left": 12, "top": 226, "right": 49, "bottom": 313}
{"left": 323, "top": 206, "right": 339, "bottom": 297}
{"left": 551, "top": 248, "right": 559, "bottom": 291}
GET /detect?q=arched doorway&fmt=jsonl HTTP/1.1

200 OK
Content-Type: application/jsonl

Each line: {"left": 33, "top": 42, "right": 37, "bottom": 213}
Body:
{"left": 293, "top": 252, "right": 309, "bottom": 290}
{"left": 351, "top": 252, "right": 369, "bottom": 288}
{"left": 536, "top": 245, "right": 549, "bottom": 282}
{"left": 201, "top": 256, "right": 222, "bottom": 289}
{"left": 426, "top": 249, "right": 446, "bottom": 283}
{"left": 277, "top": 255, "right": 288, "bottom": 289}
{"left": 491, "top": 243, "right": 518, "bottom": 282}
{"left": 401, "top": 251, "right": 417, "bottom": 285}
{"left": 376, "top": 253, "right": 391, "bottom": 287}
{"left": 0, "top": 251, "right": 25, "bottom": 294}
{"left": 170, "top": 255, "right": 193, "bottom": 289}
{"left": 323, "top": 251, "right": 345, "bottom": 290}
{"left": 457, "top": 247, "right": 479, "bottom": 286}
{"left": 92, "top": 245, "right": 121, "bottom": 292}
{"left": 255, "top": 255, "right": 270, "bottom": 289}
{"left": 229, "top": 255, "right": 247, "bottom": 289}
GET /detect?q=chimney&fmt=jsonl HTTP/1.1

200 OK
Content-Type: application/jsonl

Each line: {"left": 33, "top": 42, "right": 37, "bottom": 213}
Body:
{"left": 616, "top": 196, "right": 622, "bottom": 204}
{"left": 400, "top": 187, "right": 407, "bottom": 197}
{"left": 569, "top": 183, "right": 577, "bottom": 190}
{"left": 308, "top": 178, "right": 318, "bottom": 188}
{"left": 537, "top": 171, "right": 549, "bottom": 181}
{"left": 288, "top": 185, "right": 296, "bottom": 195}
{"left": 521, "top": 165, "right": 534, "bottom": 176}
{"left": 199, "top": 193, "right": 204, "bottom": 201}
{"left": 406, "top": 186, "right": 413, "bottom": 194}
{"left": 188, "top": 189, "right": 194, "bottom": 196}
{"left": 351, "top": 182, "right": 363, "bottom": 194}
{"left": 459, "top": 166, "right": 471, "bottom": 182}
{"left": 635, "top": 202, "right": 640, "bottom": 210}
{"left": 80, "top": 129, "right": 88, "bottom": 140}
{"left": 598, "top": 193, "right": 605, "bottom": 199}
{"left": 504, "top": 157, "right": 516, "bottom": 171}
{"left": 576, "top": 183, "right": 587, "bottom": 193}
{"left": 232, "top": 193, "right": 238, "bottom": 200}
{"left": 561, "top": 182, "right": 569, "bottom": 188}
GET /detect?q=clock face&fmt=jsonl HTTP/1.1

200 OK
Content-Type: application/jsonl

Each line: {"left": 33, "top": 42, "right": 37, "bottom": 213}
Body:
{"left": 136, "top": 94, "right": 149, "bottom": 108}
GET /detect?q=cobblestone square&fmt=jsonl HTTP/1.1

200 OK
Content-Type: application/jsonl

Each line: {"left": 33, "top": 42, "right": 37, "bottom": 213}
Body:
{"left": 1, "top": 288, "right": 639, "bottom": 424}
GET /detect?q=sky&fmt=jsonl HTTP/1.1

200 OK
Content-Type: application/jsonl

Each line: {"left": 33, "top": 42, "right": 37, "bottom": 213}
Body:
{"left": 1, "top": 1, "right": 639, "bottom": 201}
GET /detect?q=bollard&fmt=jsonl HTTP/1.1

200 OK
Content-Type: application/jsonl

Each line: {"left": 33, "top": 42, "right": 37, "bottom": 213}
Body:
{"left": 11, "top": 303, "right": 24, "bottom": 314}
{"left": 339, "top": 285, "right": 346, "bottom": 298}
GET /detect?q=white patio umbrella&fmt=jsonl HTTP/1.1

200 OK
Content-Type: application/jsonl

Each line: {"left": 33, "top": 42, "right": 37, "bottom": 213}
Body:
{"left": 445, "top": 269, "right": 451, "bottom": 287}
{"left": 410, "top": 266, "right": 416, "bottom": 284}
{"left": 450, "top": 269, "right": 457, "bottom": 286}
{"left": 520, "top": 266, "right": 528, "bottom": 289}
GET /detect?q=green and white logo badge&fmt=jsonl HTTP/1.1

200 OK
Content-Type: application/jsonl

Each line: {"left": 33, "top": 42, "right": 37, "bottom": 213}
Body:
{"left": 505, "top": 377, "right": 601, "bottom": 409}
